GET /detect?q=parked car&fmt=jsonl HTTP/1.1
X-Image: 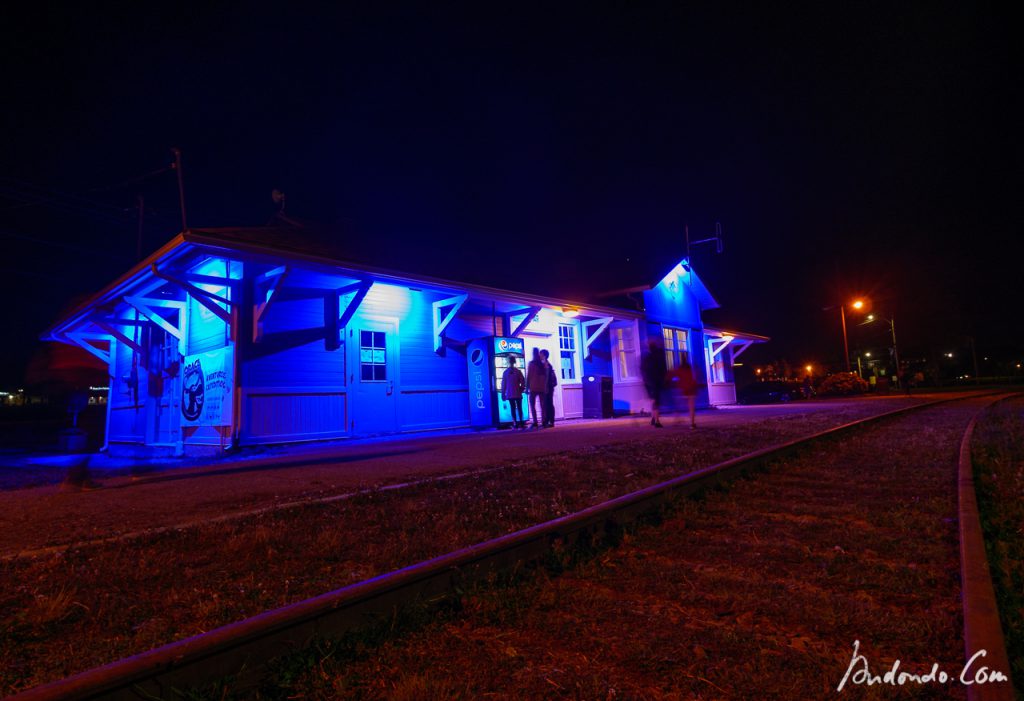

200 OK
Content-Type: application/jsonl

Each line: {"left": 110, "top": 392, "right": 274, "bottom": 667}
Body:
{"left": 737, "top": 380, "right": 805, "bottom": 404}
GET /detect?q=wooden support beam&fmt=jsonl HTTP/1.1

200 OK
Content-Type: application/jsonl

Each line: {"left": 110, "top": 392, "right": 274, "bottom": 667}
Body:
{"left": 338, "top": 280, "right": 373, "bottom": 331}
{"left": 124, "top": 296, "right": 186, "bottom": 340}
{"left": 432, "top": 293, "right": 468, "bottom": 353}
{"left": 324, "top": 291, "right": 341, "bottom": 351}
{"left": 581, "top": 317, "right": 614, "bottom": 359}
{"left": 93, "top": 317, "right": 147, "bottom": 327}
{"left": 92, "top": 320, "right": 144, "bottom": 356}
{"left": 253, "top": 266, "right": 291, "bottom": 342}
{"left": 151, "top": 263, "right": 234, "bottom": 325}
{"left": 179, "top": 272, "right": 241, "bottom": 289}
{"left": 708, "top": 335, "right": 735, "bottom": 360}
{"left": 509, "top": 306, "right": 541, "bottom": 338}
{"left": 65, "top": 332, "right": 112, "bottom": 365}
{"left": 730, "top": 340, "right": 755, "bottom": 360}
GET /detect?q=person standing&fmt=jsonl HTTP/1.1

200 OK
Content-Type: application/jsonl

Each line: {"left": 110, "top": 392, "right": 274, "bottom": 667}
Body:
{"left": 526, "top": 347, "right": 546, "bottom": 429}
{"left": 640, "top": 337, "right": 667, "bottom": 428}
{"left": 541, "top": 349, "right": 558, "bottom": 427}
{"left": 501, "top": 356, "right": 526, "bottom": 429}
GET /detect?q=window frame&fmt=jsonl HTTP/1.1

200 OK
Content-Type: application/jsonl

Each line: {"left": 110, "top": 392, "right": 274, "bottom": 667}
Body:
{"left": 611, "top": 322, "right": 640, "bottom": 382}
{"left": 662, "top": 326, "right": 689, "bottom": 371}
{"left": 557, "top": 322, "right": 580, "bottom": 383}
{"left": 358, "top": 329, "right": 388, "bottom": 383}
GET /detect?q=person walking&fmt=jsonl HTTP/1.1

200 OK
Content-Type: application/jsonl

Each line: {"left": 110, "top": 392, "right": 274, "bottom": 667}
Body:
{"left": 541, "top": 349, "right": 558, "bottom": 427}
{"left": 526, "top": 347, "right": 547, "bottom": 429}
{"left": 677, "top": 357, "right": 698, "bottom": 429}
{"left": 502, "top": 355, "right": 527, "bottom": 429}
{"left": 640, "top": 337, "right": 667, "bottom": 428}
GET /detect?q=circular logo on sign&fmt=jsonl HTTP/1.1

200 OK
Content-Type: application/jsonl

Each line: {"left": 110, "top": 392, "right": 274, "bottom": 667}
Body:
{"left": 470, "top": 349, "right": 485, "bottom": 366}
{"left": 182, "top": 358, "right": 205, "bottom": 421}
{"left": 498, "top": 339, "right": 509, "bottom": 351}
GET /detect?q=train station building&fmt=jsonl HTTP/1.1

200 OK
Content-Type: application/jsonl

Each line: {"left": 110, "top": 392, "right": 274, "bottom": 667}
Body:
{"left": 43, "top": 227, "right": 767, "bottom": 455}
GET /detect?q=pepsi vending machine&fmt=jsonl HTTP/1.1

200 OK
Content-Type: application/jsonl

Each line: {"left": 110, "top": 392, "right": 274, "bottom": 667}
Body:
{"left": 467, "top": 336, "right": 526, "bottom": 428}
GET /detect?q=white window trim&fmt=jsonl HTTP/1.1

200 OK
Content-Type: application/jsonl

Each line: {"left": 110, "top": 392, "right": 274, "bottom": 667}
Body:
{"left": 557, "top": 321, "right": 583, "bottom": 385}
{"left": 611, "top": 320, "right": 641, "bottom": 384}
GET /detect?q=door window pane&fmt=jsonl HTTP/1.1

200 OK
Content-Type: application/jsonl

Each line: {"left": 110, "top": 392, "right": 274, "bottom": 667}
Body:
{"left": 359, "top": 329, "right": 387, "bottom": 382}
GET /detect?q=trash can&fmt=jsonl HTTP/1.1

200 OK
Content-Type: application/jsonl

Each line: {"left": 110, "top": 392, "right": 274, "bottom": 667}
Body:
{"left": 58, "top": 428, "right": 88, "bottom": 452}
{"left": 582, "top": 375, "right": 613, "bottom": 418}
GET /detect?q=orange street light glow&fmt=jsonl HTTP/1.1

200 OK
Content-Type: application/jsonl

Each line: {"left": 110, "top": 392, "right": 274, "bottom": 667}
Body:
{"left": 851, "top": 300, "right": 864, "bottom": 310}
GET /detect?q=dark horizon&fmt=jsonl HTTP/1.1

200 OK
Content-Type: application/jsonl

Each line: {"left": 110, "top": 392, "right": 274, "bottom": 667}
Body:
{"left": 2, "top": 3, "right": 1021, "bottom": 387}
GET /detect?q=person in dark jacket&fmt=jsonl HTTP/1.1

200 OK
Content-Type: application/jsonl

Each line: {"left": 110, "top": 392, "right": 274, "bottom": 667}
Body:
{"left": 640, "top": 337, "right": 667, "bottom": 427}
{"left": 526, "top": 347, "right": 547, "bottom": 428}
{"left": 541, "top": 349, "right": 558, "bottom": 427}
{"left": 501, "top": 356, "right": 527, "bottom": 429}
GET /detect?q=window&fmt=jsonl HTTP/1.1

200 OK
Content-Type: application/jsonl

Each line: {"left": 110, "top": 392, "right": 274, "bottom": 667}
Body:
{"left": 359, "top": 330, "right": 387, "bottom": 381}
{"left": 662, "top": 326, "right": 688, "bottom": 370}
{"left": 613, "top": 325, "right": 638, "bottom": 379}
{"left": 558, "top": 324, "right": 577, "bottom": 381}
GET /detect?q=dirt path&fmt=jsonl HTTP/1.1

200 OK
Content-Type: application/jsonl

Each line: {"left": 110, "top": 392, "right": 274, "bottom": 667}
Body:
{"left": 0, "top": 397, "right": 922, "bottom": 555}
{"left": 281, "top": 398, "right": 992, "bottom": 699}
{"left": 0, "top": 400, "right": 929, "bottom": 695}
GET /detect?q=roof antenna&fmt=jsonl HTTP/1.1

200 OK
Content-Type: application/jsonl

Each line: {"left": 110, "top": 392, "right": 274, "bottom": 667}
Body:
{"left": 688, "top": 221, "right": 724, "bottom": 256}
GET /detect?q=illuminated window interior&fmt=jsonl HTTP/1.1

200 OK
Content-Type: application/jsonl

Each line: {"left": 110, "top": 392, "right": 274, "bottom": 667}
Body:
{"left": 662, "top": 326, "right": 688, "bottom": 370}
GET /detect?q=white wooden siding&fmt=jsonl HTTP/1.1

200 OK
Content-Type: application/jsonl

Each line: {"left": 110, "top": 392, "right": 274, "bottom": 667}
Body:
{"left": 244, "top": 388, "right": 348, "bottom": 442}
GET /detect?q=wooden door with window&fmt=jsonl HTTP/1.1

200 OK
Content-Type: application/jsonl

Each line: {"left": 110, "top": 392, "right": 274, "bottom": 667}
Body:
{"left": 349, "top": 319, "right": 398, "bottom": 435}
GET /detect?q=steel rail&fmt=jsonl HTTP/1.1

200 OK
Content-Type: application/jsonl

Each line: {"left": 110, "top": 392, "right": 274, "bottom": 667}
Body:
{"left": 6, "top": 392, "right": 1006, "bottom": 701}
{"left": 958, "top": 396, "right": 1017, "bottom": 700}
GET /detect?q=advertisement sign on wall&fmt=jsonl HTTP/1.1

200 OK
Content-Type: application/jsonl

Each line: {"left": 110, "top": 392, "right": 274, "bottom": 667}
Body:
{"left": 181, "top": 347, "right": 234, "bottom": 427}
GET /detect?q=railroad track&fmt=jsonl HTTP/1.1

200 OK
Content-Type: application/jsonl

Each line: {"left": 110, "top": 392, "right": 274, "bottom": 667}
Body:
{"left": 7, "top": 392, "right": 1017, "bottom": 701}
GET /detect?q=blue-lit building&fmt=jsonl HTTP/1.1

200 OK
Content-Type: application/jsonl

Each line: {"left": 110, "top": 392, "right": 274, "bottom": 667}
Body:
{"left": 43, "top": 228, "right": 766, "bottom": 455}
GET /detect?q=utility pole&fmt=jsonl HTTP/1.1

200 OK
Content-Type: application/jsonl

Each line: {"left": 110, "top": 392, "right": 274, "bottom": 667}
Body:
{"left": 171, "top": 147, "right": 188, "bottom": 232}
{"left": 840, "top": 304, "right": 851, "bottom": 372}
{"left": 968, "top": 336, "right": 980, "bottom": 385}
{"left": 889, "top": 316, "right": 901, "bottom": 385}
{"left": 135, "top": 194, "right": 144, "bottom": 261}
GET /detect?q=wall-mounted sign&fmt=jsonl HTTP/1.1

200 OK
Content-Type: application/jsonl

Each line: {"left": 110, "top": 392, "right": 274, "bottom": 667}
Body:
{"left": 494, "top": 337, "right": 524, "bottom": 354}
{"left": 181, "top": 347, "right": 234, "bottom": 427}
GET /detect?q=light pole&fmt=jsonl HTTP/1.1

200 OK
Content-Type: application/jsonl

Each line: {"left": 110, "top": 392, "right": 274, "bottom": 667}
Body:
{"left": 839, "top": 299, "right": 862, "bottom": 373}
{"left": 862, "top": 312, "right": 901, "bottom": 386}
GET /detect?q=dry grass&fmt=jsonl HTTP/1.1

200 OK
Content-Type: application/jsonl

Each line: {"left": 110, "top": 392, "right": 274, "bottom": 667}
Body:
{"left": 0, "top": 405, "right": 915, "bottom": 695}
{"left": 262, "top": 402, "right": 981, "bottom": 700}
{"left": 971, "top": 398, "right": 1024, "bottom": 690}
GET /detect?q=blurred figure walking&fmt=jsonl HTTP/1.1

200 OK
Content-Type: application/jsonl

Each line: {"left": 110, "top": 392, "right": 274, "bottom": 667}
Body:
{"left": 641, "top": 337, "right": 667, "bottom": 428}
{"left": 677, "top": 356, "right": 698, "bottom": 429}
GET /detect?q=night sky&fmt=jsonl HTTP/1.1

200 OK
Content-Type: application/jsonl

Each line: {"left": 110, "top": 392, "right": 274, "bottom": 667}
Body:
{"left": 2, "top": 3, "right": 1020, "bottom": 387}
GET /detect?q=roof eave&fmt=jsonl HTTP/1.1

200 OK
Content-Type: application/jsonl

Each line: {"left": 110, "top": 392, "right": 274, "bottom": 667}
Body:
{"left": 41, "top": 233, "right": 189, "bottom": 341}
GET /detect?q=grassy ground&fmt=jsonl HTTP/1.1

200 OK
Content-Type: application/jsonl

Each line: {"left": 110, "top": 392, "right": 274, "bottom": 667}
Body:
{"left": 0, "top": 406, "right": 903, "bottom": 695}
{"left": 972, "top": 398, "right": 1024, "bottom": 692}
{"left": 253, "top": 402, "right": 981, "bottom": 700}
